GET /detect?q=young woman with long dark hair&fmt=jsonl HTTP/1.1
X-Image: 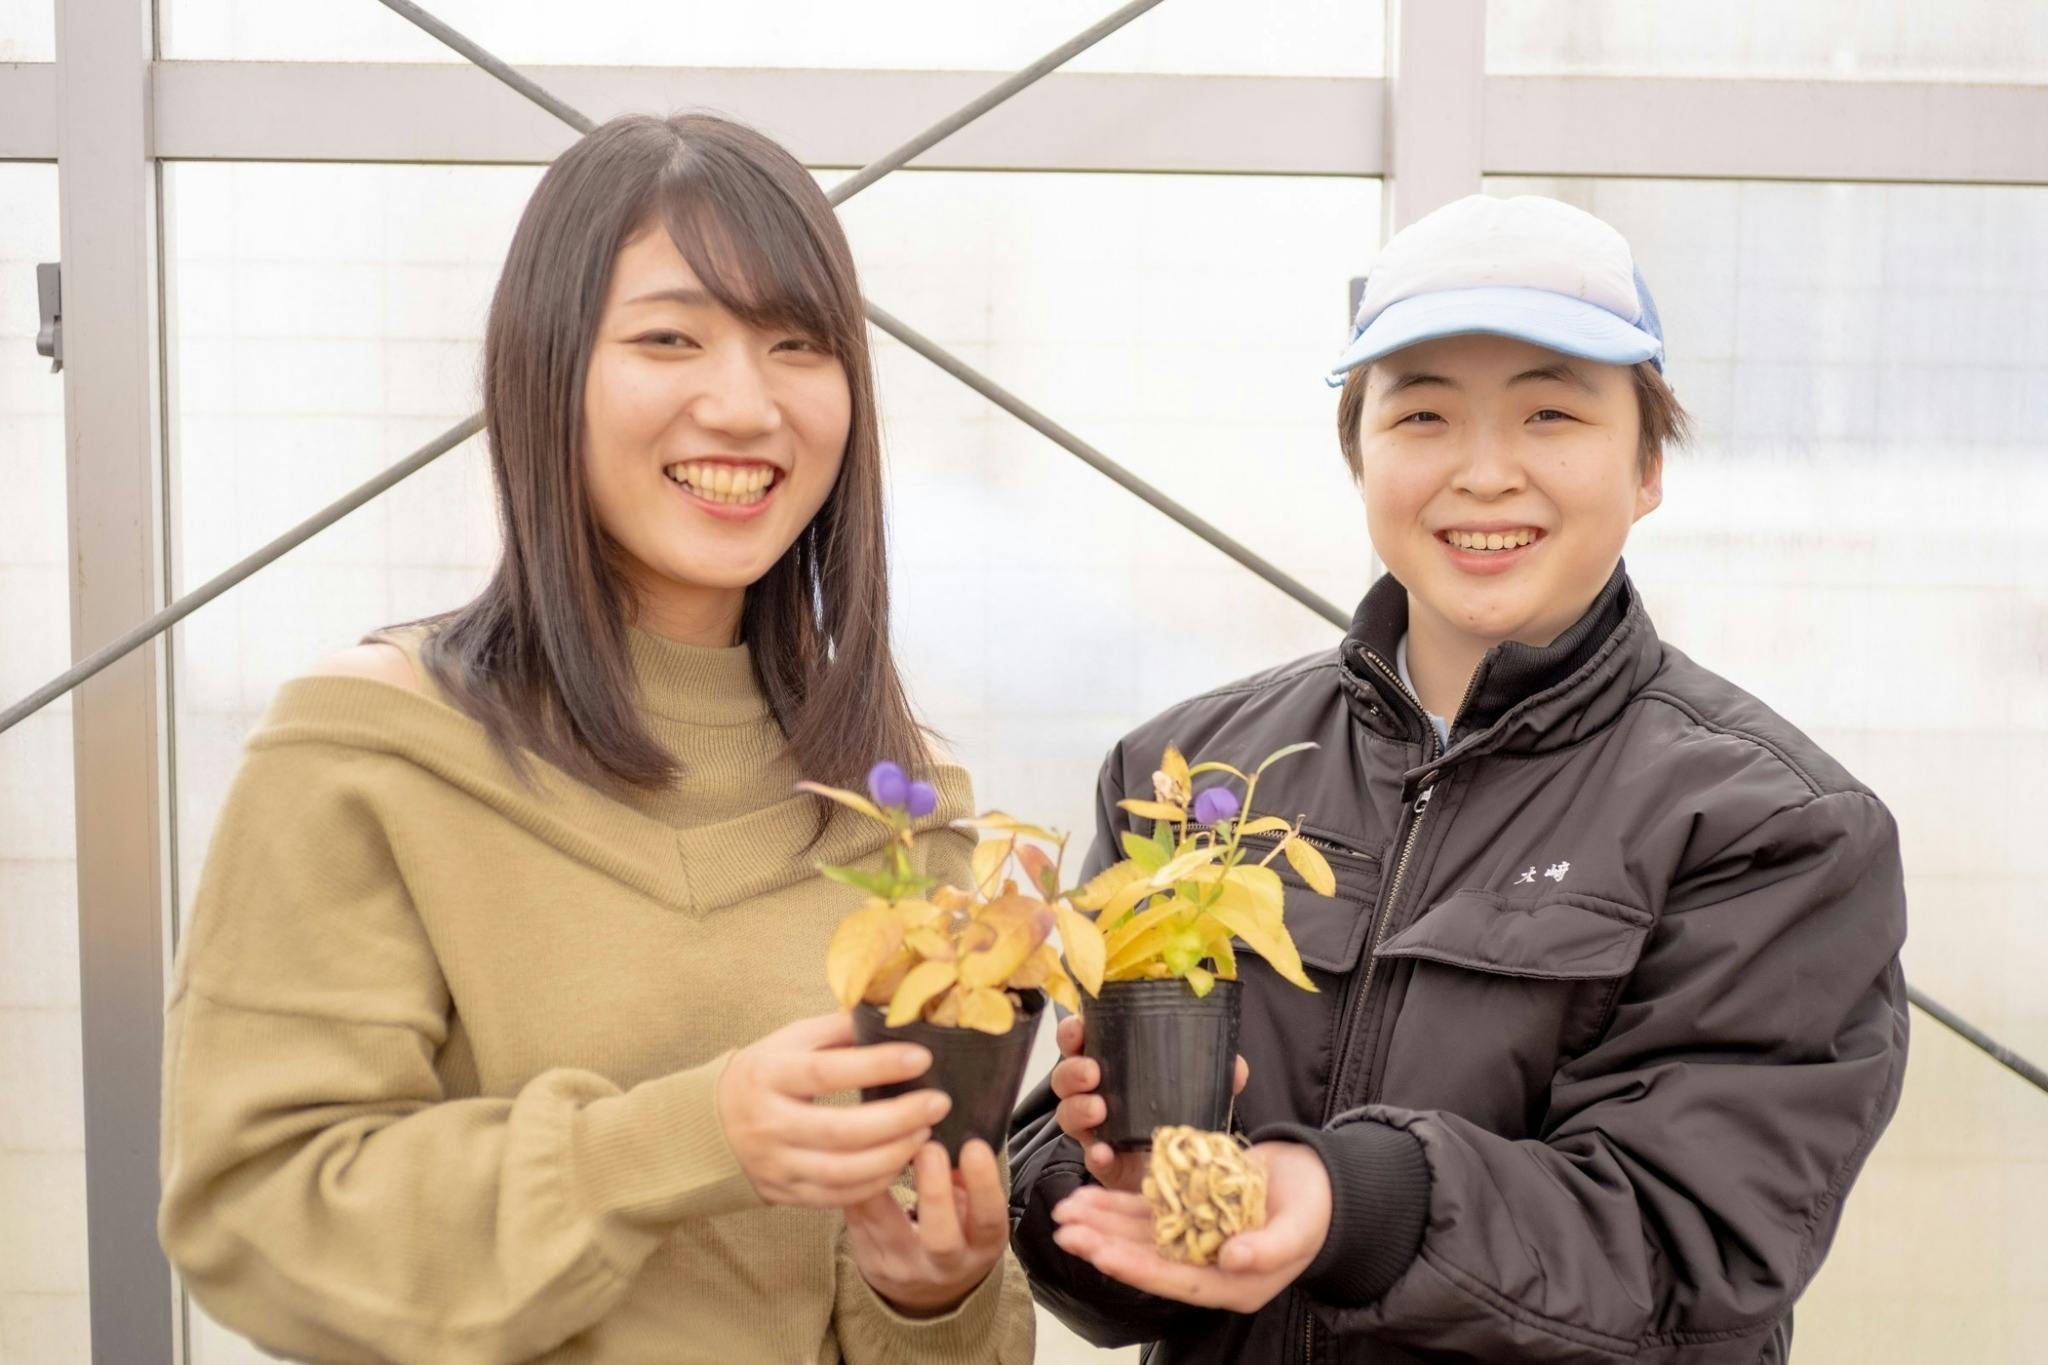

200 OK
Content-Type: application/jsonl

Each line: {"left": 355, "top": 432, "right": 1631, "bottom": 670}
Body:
{"left": 159, "top": 113, "right": 1032, "bottom": 1364}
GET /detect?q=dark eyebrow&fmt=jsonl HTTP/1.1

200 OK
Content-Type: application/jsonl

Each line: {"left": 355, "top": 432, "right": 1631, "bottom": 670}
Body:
{"left": 623, "top": 286, "right": 716, "bottom": 308}
{"left": 1508, "top": 362, "right": 1597, "bottom": 394}
{"left": 1380, "top": 371, "right": 1457, "bottom": 396}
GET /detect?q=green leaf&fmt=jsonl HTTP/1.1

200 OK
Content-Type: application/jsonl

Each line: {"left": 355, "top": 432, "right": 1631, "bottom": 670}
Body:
{"left": 819, "top": 864, "right": 899, "bottom": 898}
{"left": 1253, "top": 741, "right": 1320, "bottom": 776}
{"left": 1121, "top": 830, "right": 1168, "bottom": 873}
{"left": 1152, "top": 820, "right": 1177, "bottom": 860}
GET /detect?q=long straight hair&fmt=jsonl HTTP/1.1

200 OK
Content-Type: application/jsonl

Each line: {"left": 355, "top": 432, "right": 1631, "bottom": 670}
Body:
{"left": 420, "top": 113, "right": 930, "bottom": 793}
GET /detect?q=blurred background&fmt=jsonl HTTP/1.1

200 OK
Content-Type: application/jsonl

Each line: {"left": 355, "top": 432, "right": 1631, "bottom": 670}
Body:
{"left": 3, "top": 1, "right": 2045, "bottom": 1360}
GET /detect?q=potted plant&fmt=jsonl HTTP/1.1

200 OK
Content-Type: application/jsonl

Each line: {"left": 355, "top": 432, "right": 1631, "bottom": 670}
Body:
{"left": 808, "top": 762, "right": 1108, "bottom": 1159}
{"left": 1070, "top": 742, "right": 1333, "bottom": 1149}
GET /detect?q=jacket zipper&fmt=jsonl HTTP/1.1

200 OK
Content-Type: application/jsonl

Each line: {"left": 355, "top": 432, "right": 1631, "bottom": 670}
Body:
{"left": 1301, "top": 654, "right": 1446, "bottom": 1365}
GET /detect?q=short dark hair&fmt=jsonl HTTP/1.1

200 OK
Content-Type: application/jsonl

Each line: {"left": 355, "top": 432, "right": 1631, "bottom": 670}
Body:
{"left": 1334, "top": 358, "right": 1691, "bottom": 482}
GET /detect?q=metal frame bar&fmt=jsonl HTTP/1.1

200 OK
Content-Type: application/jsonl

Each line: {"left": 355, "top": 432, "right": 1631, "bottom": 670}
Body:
{"left": 13, "top": 62, "right": 2048, "bottom": 184}
{"left": 1383, "top": 0, "right": 1485, "bottom": 230}
{"left": 53, "top": 0, "right": 179, "bottom": 1359}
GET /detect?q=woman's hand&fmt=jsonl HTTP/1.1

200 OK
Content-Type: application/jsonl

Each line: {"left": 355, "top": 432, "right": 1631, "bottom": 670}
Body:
{"left": 844, "top": 1139, "right": 1009, "bottom": 1317}
{"left": 716, "top": 1011, "right": 949, "bottom": 1207}
{"left": 1048, "top": 1140, "right": 1331, "bottom": 1314}
{"left": 1049, "top": 1012, "right": 1250, "bottom": 1193}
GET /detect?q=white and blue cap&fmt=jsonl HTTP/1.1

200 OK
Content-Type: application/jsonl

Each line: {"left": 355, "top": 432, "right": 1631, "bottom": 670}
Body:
{"left": 1328, "top": 194, "right": 1665, "bottom": 387}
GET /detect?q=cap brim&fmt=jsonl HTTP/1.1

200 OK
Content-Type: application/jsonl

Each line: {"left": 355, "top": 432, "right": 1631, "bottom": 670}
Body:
{"left": 1326, "top": 286, "right": 1662, "bottom": 385}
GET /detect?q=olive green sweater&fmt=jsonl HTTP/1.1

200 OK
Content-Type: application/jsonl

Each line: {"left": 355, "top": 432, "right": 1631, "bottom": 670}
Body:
{"left": 158, "top": 627, "right": 1034, "bottom": 1364}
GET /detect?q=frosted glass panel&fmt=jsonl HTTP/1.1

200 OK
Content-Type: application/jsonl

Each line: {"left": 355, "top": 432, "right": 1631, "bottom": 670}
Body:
{"left": 1489, "top": 0, "right": 2048, "bottom": 81}
{"left": 0, "top": 0, "right": 53, "bottom": 61}
{"left": 0, "top": 164, "right": 89, "bottom": 1365}
{"left": 1490, "top": 175, "right": 2048, "bottom": 1365}
{"left": 162, "top": 0, "right": 1381, "bottom": 77}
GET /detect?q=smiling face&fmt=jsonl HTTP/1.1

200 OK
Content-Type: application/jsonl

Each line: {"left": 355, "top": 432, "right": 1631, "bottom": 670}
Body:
{"left": 1353, "top": 333, "right": 1662, "bottom": 660}
{"left": 580, "top": 224, "right": 852, "bottom": 640}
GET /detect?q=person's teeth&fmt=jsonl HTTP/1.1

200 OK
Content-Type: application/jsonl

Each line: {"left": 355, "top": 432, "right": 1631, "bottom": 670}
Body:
{"left": 1446, "top": 528, "right": 1537, "bottom": 550}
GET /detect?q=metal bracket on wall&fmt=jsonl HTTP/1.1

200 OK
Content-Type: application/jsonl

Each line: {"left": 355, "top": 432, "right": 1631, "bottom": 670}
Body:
{"left": 36, "top": 261, "right": 61, "bottom": 372}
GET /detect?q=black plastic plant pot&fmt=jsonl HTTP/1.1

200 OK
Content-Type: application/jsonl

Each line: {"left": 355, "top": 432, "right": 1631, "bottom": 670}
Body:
{"left": 1082, "top": 977, "right": 1243, "bottom": 1150}
{"left": 852, "top": 988, "right": 1048, "bottom": 1162}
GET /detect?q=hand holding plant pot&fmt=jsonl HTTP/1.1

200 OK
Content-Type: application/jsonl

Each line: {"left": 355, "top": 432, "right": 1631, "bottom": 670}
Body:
{"left": 1068, "top": 742, "right": 1334, "bottom": 1150}
{"left": 807, "top": 763, "right": 1109, "bottom": 1161}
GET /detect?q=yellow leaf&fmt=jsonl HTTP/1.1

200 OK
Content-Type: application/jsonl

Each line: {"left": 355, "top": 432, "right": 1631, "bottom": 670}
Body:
{"left": 1105, "top": 920, "right": 1184, "bottom": 978}
{"left": 1222, "top": 864, "right": 1286, "bottom": 933}
{"left": 1185, "top": 965, "right": 1216, "bottom": 997}
{"left": 795, "top": 780, "right": 887, "bottom": 824}
{"left": 1188, "top": 759, "right": 1248, "bottom": 780}
{"left": 887, "top": 960, "right": 959, "bottom": 1026}
{"left": 1073, "top": 860, "right": 1147, "bottom": 912}
{"left": 1209, "top": 935, "right": 1237, "bottom": 980}
{"left": 1102, "top": 898, "right": 1182, "bottom": 961}
{"left": 1055, "top": 901, "right": 1107, "bottom": 996}
{"left": 1281, "top": 835, "right": 1338, "bottom": 897}
{"left": 895, "top": 898, "right": 943, "bottom": 929}
{"left": 1010, "top": 943, "right": 1060, "bottom": 989}
{"left": 1235, "top": 816, "right": 1293, "bottom": 837}
{"left": 1149, "top": 844, "right": 1225, "bottom": 890}
{"left": 1015, "top": 843, "right": 1060, "bottom": 899}
{"left": 862, "top": 946, "right": 917, "bottom": 1006}
{"left": 928, "top": 989, "right": 963, "bottom": 1027}
{"left": 905, "top": 926, "right": 955, "bottom": 960}
{"left": 930, "top": 885, "right": 972, "bottom": 914}
{"left": 956, "top": 811, "right": 1062, "bottom": 841}
{"left": 958, "top": 895, "right": 1053, "bottom": 988}
{"left": 826, "top": 903, "right": 907, "bottom": 1009}
{"left": 970, "top": 836, "right": 1014, "bottom": 898}
{"left": 1161, "top": 745, "right": 1191, "bottom": 794}
{"left": 1118, "top": 798, "right": 1187, "bottom": 823}
{"left": 1203, "top": 887, "right": 1317, "bottom": 993}
{"left": 1045, "top": 967, "right": 1081, "bottom": 1014}
{"left": 957, "top": 985, "right": 1016, "bottom": 1035}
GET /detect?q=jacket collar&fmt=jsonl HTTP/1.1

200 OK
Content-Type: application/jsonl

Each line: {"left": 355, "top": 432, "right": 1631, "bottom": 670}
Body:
{"left": 1341, "top": 562, "right": 1656, "bottom": 769}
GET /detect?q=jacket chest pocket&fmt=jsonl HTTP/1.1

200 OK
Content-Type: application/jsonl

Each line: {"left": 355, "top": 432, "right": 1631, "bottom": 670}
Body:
{"left": 1373, "top": 889, "right": 1648, "bottom": 1137}
{"left": 1229, "top": 834, "right": 1381, "bottom": 1133}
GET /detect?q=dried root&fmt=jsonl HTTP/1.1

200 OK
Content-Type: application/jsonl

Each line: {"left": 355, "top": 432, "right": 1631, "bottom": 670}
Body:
{"left": 1141, "top": 1125, "right": 1268, "bottom": 1266}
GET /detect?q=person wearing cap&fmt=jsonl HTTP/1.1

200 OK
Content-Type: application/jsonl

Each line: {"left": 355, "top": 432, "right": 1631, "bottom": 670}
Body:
{"left": 1009, "top": 195, "right": 1908, "bottom": 1363}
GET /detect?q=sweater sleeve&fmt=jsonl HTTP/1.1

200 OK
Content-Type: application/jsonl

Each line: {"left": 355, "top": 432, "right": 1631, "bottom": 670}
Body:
{"left": 832, "top": 1226, "right": 1036, "bottom": 1363}
{"left": 158, "top": 742, "right": 765, "bottom": 1365}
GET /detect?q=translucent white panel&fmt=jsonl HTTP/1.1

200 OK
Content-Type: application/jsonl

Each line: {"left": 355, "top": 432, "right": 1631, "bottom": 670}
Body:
{"left": 0, "top": 165, "right": 90, "bottom": 1363}
{"left": 1489, "top": 175, "right": 2048, "bottom": 1364}
{"left": 1489, "top": 0, "right": 2048, "bottom": 81}
{"left": 161, "top": 0, "right": 1380, "bottom": 76}
{"left": 165, "top": 158, "right": 1375, "bottom": 1362}
{"left": 0, "top": 0, "right": 53, "bottom": 61}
